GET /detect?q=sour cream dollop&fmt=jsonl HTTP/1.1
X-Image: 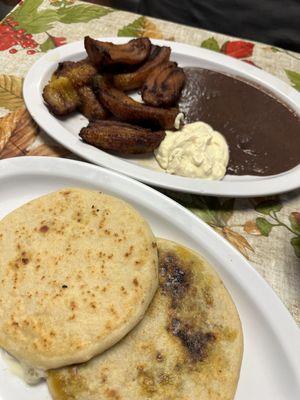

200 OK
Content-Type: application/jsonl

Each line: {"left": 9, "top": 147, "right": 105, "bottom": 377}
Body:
{"left": 155, "top": 121, "right": 229, "bottom": 180}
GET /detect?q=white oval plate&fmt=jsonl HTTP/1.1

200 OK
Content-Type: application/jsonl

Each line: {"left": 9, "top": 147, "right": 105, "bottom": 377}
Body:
{"left": 0, "top": 156, "right": 299, "bottom": 399}
{"left": 23, "top": 38, "right": 300, "bottom": 197}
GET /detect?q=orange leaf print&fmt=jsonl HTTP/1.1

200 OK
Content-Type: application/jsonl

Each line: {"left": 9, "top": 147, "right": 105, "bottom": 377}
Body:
{"left": 0, "top": 110, "right": 19, "bottom": 153}
{"left": 0, "top": 108, "right": 39, "bottom": 159}
{"left": 221, "top": 227, "right": 254, "bottom": 259}
{"left": 243, "top": 220, "right": 262, "bottom": 235}
{"left": 143, "top": 19, "right": 165, "bottom": 39}
{"left": 0, "top": 74, "right": 24, "bottom": 111}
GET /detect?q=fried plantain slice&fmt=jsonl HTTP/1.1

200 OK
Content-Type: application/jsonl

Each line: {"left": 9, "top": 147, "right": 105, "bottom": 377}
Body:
{"left": 43, "top": 76, "right": 80, "bottom": 116}
{"left": 84, "top": 36, "right": 151, "bottom": 68}
{"left": 93, "top": 76, "right": 178, "bottom": 129}
{"left": 54, "top": 58, "right": 97, "bottom": 88}
{"left": 112, "top": 45, "right": 171, "bottom": 91}
{"left": 80, "top": 120, "right": 165, "bottom": 154}
{"left": 141, "top": 61, "right": 186, "bottom": 107}
{"left": 77, "top": 86, "right": 109, "bottom": 120}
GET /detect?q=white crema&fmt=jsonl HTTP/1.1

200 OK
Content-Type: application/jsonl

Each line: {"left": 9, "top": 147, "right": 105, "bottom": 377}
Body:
{"left": 155, "top": 121, "right": 229, "bottom": 180}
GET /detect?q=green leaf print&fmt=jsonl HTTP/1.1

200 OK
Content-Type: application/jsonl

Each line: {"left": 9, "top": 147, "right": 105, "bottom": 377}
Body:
{"left": 16, "top": 9, "right": 58, "bottom": 33}
{"left": 39, "top": 37, "right": 56, "bottom": 52}
{"left": 9, "top": 0, "right": 112, "bottom": 35}
{"left": 201, "top": 37, "right": 220, "bottom": 52}
{"left": 290, "top": 237, "right": 300, "bottom": 258}
{"left": 254, "top": 199, "right": 282, "bottom": 215}
{"left": 118, "top": 16, "right": 145, "bottom": 37}
{"left": 10, "top": 0, "right": 43, "bottom": 20}
{"left": 255, "top": 217, "right": 273, "bottom": 236}
{"left": 57, "top": 5, "right": 112, "bottom": 24}
{"left": 285, "top": 70, "right": 300, "bottom": 91}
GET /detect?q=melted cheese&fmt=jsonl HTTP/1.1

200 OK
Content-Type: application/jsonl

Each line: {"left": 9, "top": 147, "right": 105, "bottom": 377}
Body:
{"left": 1, "top": 349, "right": 46, "bottom": 385}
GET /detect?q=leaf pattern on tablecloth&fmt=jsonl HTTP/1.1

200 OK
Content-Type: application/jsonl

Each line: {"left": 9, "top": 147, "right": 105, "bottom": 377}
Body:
{"left": 200, "top": 37, "right": 260, "bottom": 67}
{"left": 201, "top": 37, "right": 220, "bottom": 52}
{"left": 0, "top": 107, "right": 38, "bottom": 158}
{"left": 285, "top": 70, "right": 300, "bottom": 91}
{"left": 163, "top": 191, "right": 254, "bottom": 259}
{"left": 1, "top": 0, "right": 112, "bottom": 54}
{"left": 221, "top": 40, "right": 254, "bottom": 58}
{"left": 240, "top": 198, "right": 300, "bottom": 258}
{"left": 117, "top": 16, "right": 166, "bottom": 39}
{"left": 243, "top": 220, "right": 262, "bottom": 235}
{"left": 0, "top": 75, "right": 24, "bottom": 111}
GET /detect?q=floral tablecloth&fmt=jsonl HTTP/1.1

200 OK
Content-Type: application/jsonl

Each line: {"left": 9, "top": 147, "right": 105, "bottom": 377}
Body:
{"left": 0, "top": 0, "right": 299, "bottom": 324}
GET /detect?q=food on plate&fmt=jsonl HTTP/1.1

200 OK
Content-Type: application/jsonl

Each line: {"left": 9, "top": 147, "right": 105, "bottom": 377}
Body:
{"left": 180, "top": 67, "right": 300, "bottom": 176}
{"left": 80, "top": 120, "right": 165, "bottom": 154}
{"left": 84, "top": 36, "right": 151, "bottom": 69}
{"left": 155, "top": 121, "right": 229, "bottom": 179}
{"left": 54, "top": 59, "right": 97, "bottom": 88}
{"left": 42, "top": 37, "right": 186, "bottom": 160}
{"left": 0, "top": 188, "right": 158, "bottom": 373}
{"left": 41, "top": 36, "right": 300, "bottom": 180}
{"left": 43, "top": 59, "right": 98, "bottom": 116}
{"left": 77, "top": 86, "right": 108, "bottom": 120}
{"left": 48, "top": 238, "right": 243, "bottom": 400}
{"left": 113, "top": 45, "right": 171, "bottom": 91}
{"left": 42, "top": 76, "right": 80, "bottom": 116}
{"left": 93, "top": 75, "right": 179, "bottom": 129}
{"left": 141, "top": 61, "right": 186, "bottom": 107}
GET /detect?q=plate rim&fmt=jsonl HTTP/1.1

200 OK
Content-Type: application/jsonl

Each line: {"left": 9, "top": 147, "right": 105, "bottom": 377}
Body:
{"left": 23, "top": 37, "right": 300, "bottom": 197}
{"left": 0, "top": 156, "right": 300, "bottom": 390}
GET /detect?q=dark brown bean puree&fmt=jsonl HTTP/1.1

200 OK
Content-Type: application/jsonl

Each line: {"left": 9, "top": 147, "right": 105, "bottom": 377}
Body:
{"left": 179, "top": 67, "right": 300, "bottom": 176}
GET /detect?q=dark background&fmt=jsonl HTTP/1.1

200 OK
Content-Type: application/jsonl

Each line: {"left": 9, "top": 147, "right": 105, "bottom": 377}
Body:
{"left": 1, "top": 0, "right": 299, "bottom": 52}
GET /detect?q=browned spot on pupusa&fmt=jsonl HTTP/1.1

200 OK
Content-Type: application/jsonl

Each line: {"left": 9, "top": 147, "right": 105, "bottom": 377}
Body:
{"left": 159, "top": 250, "right": 216, "bottom": 363}
{"left": 105, "top": 388, "right": 120, "bottom": 399}
{"left": 159, "top": 252, "right": 190, "bottom": 308}
{"left": 169, "top": 318, "right": 215, "bottom": 362}
{"left": 137, "top": 366, "right": 172, "bottom": 395}
{"left": 39, "top": 225, "right": 49, "bottom": 233}
{"left": 133, "top": 277, "right": 139, "bottom": 286}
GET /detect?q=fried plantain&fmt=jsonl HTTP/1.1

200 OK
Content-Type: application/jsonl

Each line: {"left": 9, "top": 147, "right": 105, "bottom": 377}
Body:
{"left": 84, "top": 36, "right": 151, "bottom": 69}
{"left": 112, "top": 45, "right": 171, "bottom": 91}
{"left": 141, "top": 61, "right": 186, "bottom": 107}
{"left": 77, "top": 86, "right": 108, "bottom": 120}
{"left": 54, "top": 58, "right": 97, "bottom": 88}
{"left": 80, "top": 120, "right": 165, "bottom": 154}
{"left": 93, "top": 75, "right": 178, "bottom": 129}
{"left": 43, "top": 76, "right": 80, "bottom": 116}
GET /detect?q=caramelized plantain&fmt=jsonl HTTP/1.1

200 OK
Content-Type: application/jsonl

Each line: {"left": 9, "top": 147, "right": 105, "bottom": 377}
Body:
{"left": 80, "top": 120, "right": 165, "bottom": 154}
{"left": 54, "top": 58, "right": 97, "bottom": 88}
{"left": 84, "top": 36, "right": 151, "bottom": 68}
{"left": 43, "top": 76, "right": 80, "bottom": 116}
{"left": 142, "top": 61, "right": 186, "bottom": 107}
{"left": 113, "top": 45, "right": 171, "bottom": 91}
{"left": 77, "top": 86, "right": 108, "bottom": 120}
{"left": 93, "top": 75, "right": 178, "bottom": 129}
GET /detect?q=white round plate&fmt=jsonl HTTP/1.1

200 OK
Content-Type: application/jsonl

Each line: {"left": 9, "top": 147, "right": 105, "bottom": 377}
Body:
{"left": 0, "top": 156, "right": 299, "bottom": 399}
{"left": 23, "top": 38, "right": 300, "bottom": 197}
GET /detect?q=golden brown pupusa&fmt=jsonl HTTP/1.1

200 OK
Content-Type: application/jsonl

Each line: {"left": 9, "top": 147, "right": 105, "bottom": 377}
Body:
{"left": 0, "top": 188, "right": 158, "bottom": 371}
{"left": 48, "top": 239, "right": 243, "bottom": 400}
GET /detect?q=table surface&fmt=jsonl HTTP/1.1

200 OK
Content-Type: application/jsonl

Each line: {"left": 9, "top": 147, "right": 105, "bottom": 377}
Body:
{"left": 0, "top": 0, "right": 299, "bottom": 325}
